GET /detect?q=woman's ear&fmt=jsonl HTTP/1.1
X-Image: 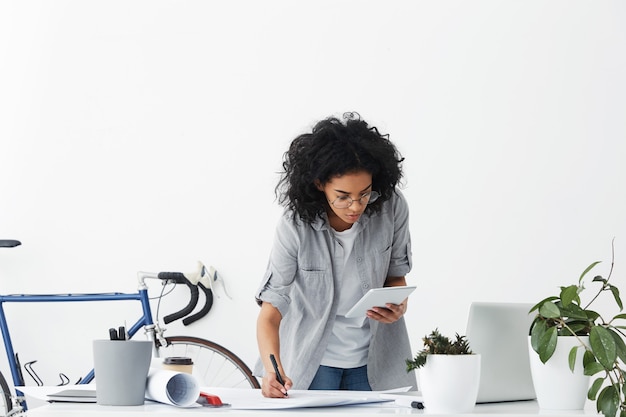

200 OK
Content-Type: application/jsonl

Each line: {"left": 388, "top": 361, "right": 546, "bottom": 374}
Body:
{"left": 314, "top": 180, "right": 324, "bottom": 191}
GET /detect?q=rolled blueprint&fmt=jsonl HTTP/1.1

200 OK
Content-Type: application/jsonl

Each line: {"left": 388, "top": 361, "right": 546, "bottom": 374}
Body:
{"left": 144, "top": 368, "right": 200, "bottom": 407}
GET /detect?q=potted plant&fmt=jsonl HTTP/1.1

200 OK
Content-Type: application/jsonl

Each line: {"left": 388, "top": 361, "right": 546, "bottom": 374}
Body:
{"left": 406, "top": 329, "right": 481, "bottom": 414}
{"left": 529, "top": 241, "right": 626, "bottom": 417}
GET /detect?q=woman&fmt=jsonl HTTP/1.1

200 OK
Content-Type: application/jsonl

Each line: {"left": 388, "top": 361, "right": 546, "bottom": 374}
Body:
{"left": 254, "top": 112, "right": 417, "bottom": 398}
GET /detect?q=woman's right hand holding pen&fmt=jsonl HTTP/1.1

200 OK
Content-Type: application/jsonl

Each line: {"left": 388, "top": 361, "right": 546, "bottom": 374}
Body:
{"left": 262, "top": 370, "right": 292, "bottom": 398}
{"left": 257, "top": 303, "right": 292, "bottom": 397}
{"left": 262, "top": 355, "right": 293, "bottom": 398}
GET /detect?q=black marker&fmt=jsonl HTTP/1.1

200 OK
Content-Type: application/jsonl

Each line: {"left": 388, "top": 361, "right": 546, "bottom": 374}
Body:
{"left": 269, "top": 354, "right": 287, "bottom": 395}
{"left": 109, "top": 328, "right": 118, "bottom": 340}
{"left": 411, "top": 401, "right": 425, "bottom": 409}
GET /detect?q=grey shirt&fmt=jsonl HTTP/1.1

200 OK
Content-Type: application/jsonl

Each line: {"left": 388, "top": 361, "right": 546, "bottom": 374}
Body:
{"left": 254, "top": 189, "right": 417, "bottom": 391}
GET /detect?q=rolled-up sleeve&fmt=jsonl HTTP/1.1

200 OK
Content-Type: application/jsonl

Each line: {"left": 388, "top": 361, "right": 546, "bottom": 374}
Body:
{"left": 255, "top": 215, "right": 299, "bottom": 315}
{"left": 387, "top": 190, "right": 412, "bottom": 278}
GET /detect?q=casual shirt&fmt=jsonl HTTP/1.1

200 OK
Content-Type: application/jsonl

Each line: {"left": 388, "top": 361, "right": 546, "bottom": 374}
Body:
{"left": 322, "top": 222, "right": 370, "bottom": 368}
{"left": 254, "top": 189, "right": 417, "bottom": 390}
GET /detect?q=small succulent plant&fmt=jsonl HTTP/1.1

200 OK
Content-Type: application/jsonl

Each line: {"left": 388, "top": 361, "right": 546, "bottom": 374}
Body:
{"left": 406, "top": 328, "right": 473, "bottom": 371}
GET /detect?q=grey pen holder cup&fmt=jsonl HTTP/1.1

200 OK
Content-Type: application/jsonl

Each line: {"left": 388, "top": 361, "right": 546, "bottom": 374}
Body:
{"left": 92, "top": 339, "right": 152, "bottom": 406}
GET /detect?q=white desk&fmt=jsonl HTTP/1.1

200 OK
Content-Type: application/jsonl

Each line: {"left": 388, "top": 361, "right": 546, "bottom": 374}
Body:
{"left": 23, "top": 400, "right": 601, "bottom": 417}
{"left": 19, "top": 386, "right": 600, "bottom": 417}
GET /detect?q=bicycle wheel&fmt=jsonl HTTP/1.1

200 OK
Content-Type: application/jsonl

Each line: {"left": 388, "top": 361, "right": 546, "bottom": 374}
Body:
{"left": 0, "top": 371, "right": 13, "bottom": 417}
{"left": 160, "top": 336, "right": 260, "bottom": 389}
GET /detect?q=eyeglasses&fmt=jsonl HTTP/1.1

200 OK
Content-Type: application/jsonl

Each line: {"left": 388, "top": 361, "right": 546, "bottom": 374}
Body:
{"left": 330, "top": 191, "right": 380, "bottom": 209}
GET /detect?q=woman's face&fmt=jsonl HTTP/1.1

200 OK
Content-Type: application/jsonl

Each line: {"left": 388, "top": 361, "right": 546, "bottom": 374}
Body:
{"left": 317, "top": 170, "right": 373, "bottom": 231}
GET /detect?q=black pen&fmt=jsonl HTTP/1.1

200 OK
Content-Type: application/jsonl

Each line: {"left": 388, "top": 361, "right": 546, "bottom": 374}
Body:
{"left": 269, "top": 354, "right": 287, "bottom": 394}
{"left": 412, "top": 401, "right": 425, "bottom": 409}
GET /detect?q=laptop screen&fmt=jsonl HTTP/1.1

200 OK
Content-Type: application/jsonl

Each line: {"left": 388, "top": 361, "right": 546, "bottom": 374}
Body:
{"left": 465, "top": 302, "right": 536, "bottom": 403}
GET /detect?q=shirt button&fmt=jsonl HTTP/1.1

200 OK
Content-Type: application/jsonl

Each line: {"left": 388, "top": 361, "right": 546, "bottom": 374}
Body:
{"left": 362, "top": 283, "right": 369, "bottom": 289}
{"left": 357, "top": 257, "right": 363, "bottom": 262}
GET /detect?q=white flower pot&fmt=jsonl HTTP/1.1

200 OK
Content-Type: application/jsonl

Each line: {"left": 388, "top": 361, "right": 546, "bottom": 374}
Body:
{"left": 528, "top": 336, "right": 590, "bottom": 410}
{"left": 418, "top": 354, "right": 481, "bottom": 414}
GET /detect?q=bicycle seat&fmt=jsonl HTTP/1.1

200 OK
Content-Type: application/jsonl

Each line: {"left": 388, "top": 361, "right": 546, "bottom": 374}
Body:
{"left": 0, "top": 240, "right": 21, "bottom": 248}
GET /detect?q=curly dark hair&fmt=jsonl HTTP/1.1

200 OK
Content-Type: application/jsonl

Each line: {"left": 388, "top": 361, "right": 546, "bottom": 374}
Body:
{"left": 276, "top": 114, "right": 405, "bottom": 223}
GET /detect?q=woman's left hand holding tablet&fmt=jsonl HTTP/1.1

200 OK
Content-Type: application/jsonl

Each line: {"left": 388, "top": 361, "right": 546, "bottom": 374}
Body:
{"left": 367, "top": 300, "right": 407, "bottom": 323}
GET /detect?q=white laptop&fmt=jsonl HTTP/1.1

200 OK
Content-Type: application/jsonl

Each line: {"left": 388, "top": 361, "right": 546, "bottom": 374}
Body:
{"left": 385, "top": 302, "right": 536, "bottom": 407}
{"left": 465, "top": 301, "right": 536, "bottom": 403}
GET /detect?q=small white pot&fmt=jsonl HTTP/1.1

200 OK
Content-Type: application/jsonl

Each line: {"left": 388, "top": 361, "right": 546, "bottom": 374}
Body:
{"left": 418, "top": 354, "right": 481, "bottom": 414}
{"left": 528, "top": 335, "right": 590, "bottom": 410}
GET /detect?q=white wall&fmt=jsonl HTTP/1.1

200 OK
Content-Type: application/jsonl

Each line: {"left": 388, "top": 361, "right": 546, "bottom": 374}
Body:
{"left": 1, "top": 0, "right": 625, "bottom": 387}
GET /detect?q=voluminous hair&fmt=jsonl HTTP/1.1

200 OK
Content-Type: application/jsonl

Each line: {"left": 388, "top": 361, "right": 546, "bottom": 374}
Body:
{"left": 276, "top": 115, "right": 404, "bottom": 223}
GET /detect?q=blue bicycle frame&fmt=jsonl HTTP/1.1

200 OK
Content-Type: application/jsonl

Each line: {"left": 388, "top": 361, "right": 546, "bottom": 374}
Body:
{"left": 0, "top": 288, "right": 155, "bottom": 391}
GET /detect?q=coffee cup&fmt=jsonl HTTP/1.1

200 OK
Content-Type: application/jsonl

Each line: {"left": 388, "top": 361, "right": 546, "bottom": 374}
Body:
{"left": 162, "top": 356, "right": 194, "bottom": 374}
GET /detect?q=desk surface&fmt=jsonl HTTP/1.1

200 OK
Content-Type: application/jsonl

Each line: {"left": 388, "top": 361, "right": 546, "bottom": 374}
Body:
{"left": 24, "top": 400, "right": 601, "bottom": 417}
{"left": 20, "top": 385, "right": 600, "bottom": 417}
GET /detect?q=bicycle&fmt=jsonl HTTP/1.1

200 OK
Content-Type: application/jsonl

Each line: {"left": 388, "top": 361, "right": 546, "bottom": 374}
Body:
{"left": 0, "top": 239, "right": 260, "bottom": 416}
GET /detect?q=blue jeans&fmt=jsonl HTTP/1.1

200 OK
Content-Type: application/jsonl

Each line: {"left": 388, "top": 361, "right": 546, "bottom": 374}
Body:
{"left": 308, "top": 365, "right": 372, "bottom": 391}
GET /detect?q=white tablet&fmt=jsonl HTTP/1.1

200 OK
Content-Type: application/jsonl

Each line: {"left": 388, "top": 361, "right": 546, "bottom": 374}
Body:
{"left": 345, "top": 286, "right": 417, "bottom": 318}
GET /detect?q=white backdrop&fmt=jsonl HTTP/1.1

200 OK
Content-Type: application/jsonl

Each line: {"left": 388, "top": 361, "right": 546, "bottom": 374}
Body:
{"left": 1, "top": 0, "right": 625, "bottom": 389}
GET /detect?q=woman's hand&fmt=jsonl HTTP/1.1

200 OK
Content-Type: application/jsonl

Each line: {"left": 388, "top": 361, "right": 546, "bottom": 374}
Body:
{"left": 261, "top": 372, "right": 293, "bottom": 398}
{"left": 258, "top": 302, "right": 293, "bottom": 397}
{"left": 366, "top": 300, "right": 407, "bottom": 323}
{"left": 367, "top": 276, "right": 409, "bottom": 323}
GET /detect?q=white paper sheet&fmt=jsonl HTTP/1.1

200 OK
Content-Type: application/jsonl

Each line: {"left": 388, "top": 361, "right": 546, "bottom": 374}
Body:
{"left": 203, "top": 387, "right": 395, "bottom": 409}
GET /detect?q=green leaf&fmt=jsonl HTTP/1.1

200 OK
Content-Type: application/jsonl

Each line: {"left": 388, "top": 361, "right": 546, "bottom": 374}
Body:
{"left": 583, "top": 349, "right": 596, "bottom": 368}
{"left": 529, "top": 296, "right": 559, "bottom": 313}
{"left": 568, "top": 345, "right": 580, "bottom": 372}
{"left": 565, "top": 322, "right": 589, "bottom": 335}
{"left": 539, "top": 302, "right": 561, "bottom": 319}
{"left": 593, "top": 275, "right": 607, "bottom": 284}
{"left": 584, "top": 361, "right": 606, "bottom": 376}
{"left": 560, "top": 303, "right": 588, "bottom": 320}
{"left": 597, "top": 384, "right": 619, "bottom": 417}
{"left": 609, "top": 328, "right": 626, "bottom": 363}
{"left": 580, "top": 261, "right": 601, "bottom": 283}
{"left": 529, "top": 319, "right": 547, "bottom": 352}
{"left": 588, "top": 377, "right": 605, "bottom": 400}
{"left": 590, "top": 326, "right": 617, "bottom": 370}
{"left": 612, "top": 314, "right": 626, "bottom": 320}
{"left": 538, "top": 326, "right": 558, "bottom": 363}
{"left": 586, "top": 309, "right": 601, "bottom": 322}
{"left": 560, "top": 285, "right": 580, "bottom": 307}
{"left": 609, "top": 285, "right": 623, "bottom": 311}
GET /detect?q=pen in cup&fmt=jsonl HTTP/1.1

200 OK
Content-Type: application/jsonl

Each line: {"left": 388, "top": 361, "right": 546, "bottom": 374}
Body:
{"left": 108, "top": 325, "right": 127, "bottom": 341}
{"left": 269, "top": 354, "right": 287, "bottom": 395}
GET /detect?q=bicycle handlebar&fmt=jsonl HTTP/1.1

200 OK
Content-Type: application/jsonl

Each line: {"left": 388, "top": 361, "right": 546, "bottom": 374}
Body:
{"left": 155, "top": 263, "right": 215, "bottom": 326}
{"left": 183, "top": 282, "right": 213, "bottom": 325}
{"left": 0, "top": 240, "right": 21, "bottom": 248}
{"left": 159, "top": 272, "right": 200, "bottom": 324}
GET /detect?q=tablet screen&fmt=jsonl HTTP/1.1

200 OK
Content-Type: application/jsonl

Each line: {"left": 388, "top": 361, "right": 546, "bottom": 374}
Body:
{"left": 344, "top": 286, "right": 417, "bottom": 318}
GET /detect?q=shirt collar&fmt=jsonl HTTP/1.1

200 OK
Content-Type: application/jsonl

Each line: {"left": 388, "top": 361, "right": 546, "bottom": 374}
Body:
{"left": 311, "top": 210, "right": 371, "bottom": 231}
